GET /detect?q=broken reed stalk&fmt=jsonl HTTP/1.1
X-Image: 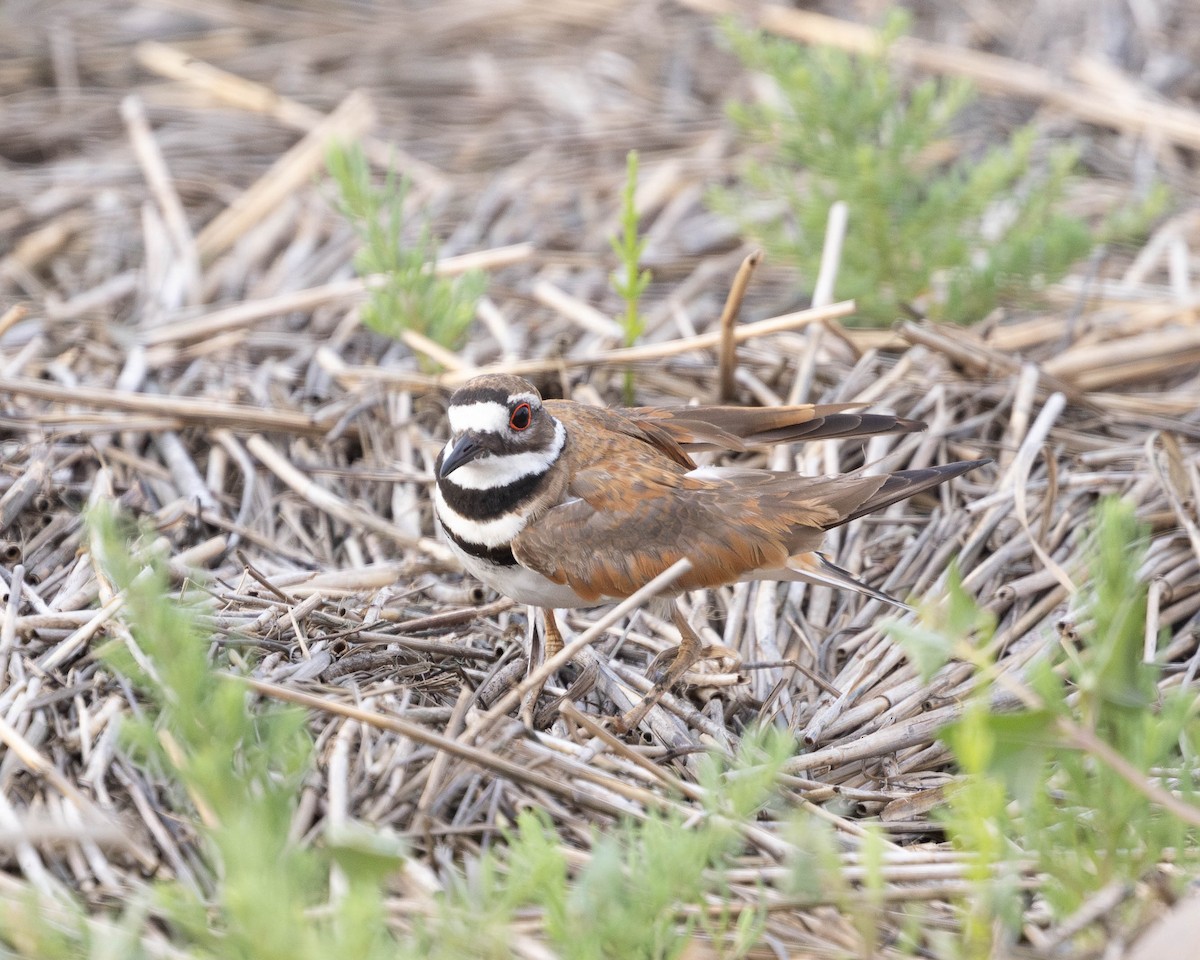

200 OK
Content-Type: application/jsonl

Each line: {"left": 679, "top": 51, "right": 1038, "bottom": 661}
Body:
{"left": 717, "top": 248, "right": 762, "bottom": 401}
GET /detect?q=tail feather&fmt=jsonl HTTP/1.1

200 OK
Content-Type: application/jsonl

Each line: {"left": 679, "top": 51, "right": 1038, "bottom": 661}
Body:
{"left": 777, "top": 553, "right": 912, "bottom": 611}
{"left": 830, "top": 458, "right": 992, "bottom": 528}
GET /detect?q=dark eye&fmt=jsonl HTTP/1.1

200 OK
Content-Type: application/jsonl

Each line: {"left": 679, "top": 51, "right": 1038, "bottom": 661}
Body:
{"left": 509, "top": 402, "right": 533, "bottom": 431}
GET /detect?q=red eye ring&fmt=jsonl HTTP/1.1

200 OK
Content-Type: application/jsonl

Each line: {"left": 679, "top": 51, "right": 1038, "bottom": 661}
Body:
{"left": 509, "top": 402, "right": 533, "bottom": 431}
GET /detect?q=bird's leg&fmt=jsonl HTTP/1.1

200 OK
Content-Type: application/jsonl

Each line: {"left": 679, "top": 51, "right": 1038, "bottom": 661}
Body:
{"left": 519, "top": 606, "right": 562, "bottom": 727}
{"left": 617, "top": 602, "right": 707, "bottom": 733}
{"left": 542, "top": 607, "right": 564, "bottom": 658}
{"left": 656, "top": 603, "right": 706, "bottom": 687}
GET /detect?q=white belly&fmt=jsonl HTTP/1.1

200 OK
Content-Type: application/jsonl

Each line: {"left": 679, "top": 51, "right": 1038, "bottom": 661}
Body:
{"left": 442, "top": 533, "right": 597, "bottom": 608}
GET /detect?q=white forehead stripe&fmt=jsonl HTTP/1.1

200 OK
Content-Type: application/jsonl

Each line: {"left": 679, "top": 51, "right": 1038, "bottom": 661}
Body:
{"left": 447, "top": 394, "right": 539, "bottom": 435}
{"left": 441, "top": 420, "right": 565, "bottom": 491}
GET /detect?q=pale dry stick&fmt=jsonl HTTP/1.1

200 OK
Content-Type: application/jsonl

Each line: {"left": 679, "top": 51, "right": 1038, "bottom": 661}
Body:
{"left": 899, "top": 320, "right": 1024, "bottom": 382}
{"left": 1060, "top": 718, "right": 1200, "bottom": 828}
{"left": 166, "top": 535, "right": 229, "bottom": 581}
{"left": 154, "top": 429, "right": 221, "bottom": 515}
{"left": 0, "top": 791, "right": 59, "bottom": 898}
{"left": 556, "top": 704, "right": 805, "bottom": 862}
{"left": 0, "top": 446, "right": 49, "bottom": 534}
{"left": 244, "top": 676, "right": 656, "bottom": 822}
{"left": 1168, "top": 231, "right": 1193, "bottom": 304}
{"left": 0, "top": 713, "right": 142, "bottom": 860}
{"left": 959, "top": 407, "right": 1061, "bottom": 592}
{"left": 140, "top": 243, "right": 533, "bottom": 348}
{"left": 325, "top": 720, "right": 353, "bottom": 902}
{"left": 35, "top": 591, "right": 128, "bottom": 673}
{"left": 811, "top": 200, "right": 848, "bottom": 313}
{"left": 604, "top": 660, "right": 726, "bottom": 742}
{"left": 513, "top": 737, "right": 700, "bottom": 819}
{"left": 461, "top": 558, "right": 695, "bottom": 740}
{"left": 19, "top": 414, "right": 185, "bottom": 435}
{"left": 0, "top": 303, "right": 28, "bottom": 340}
{"left": 744, "top": 582, "right": 780, "bottom": 704}
{"left": 783, "top": 200, "right": 849, "bottom": 413}
{"left": 1121, "top": 211, "right": 1200, "bottom": 288}
{"left": 1160, "top": 591, "right": 1200, "bottom": 653}
{"left": 264, "top": 562, "right": 416, "bottom": 593}
{"left": 559, "top": 700, "right": 698, "bottom": 798}
{"left": 120, "top": 94, "right": 200, "bottom": 304}
{"left": 1043, "top": 326, "right": 1200, "bottom": 391}
{"left": 783, "top": 687, "right": 1024, "bottom": 775}
{"left": 533, "top": 279, "right": 625, "bottom": 340}
{"left": 2, "top": 210, "right": 89, "bottom": 279}
{"left": 475, "top": 297, "right": 518, "bottom": 362}
{"left": 195, "top": 89, "right": 376, "bottom": 262}
{"left": 413, "top": 685, "right": 475, "bottom": 832}
{"left": 244, "top": 433, "right": 453, "bottom": 561}
{"left": 46, "top": 272, "right": 140, "bottom": 323}
{"left": 726, "top": 859, "right": 1005, "bottom": 887}
{"left": 1038, "top": 879, "right": 1137, "bottom": 953}
{"left": 716, "top": 249, "right": 763, "bottom": 401}
{"left": 211, "top": 429, "right": 258, "bottom": 551}
{"left": 398, "top": 328, "right": 467, "bottom": 372}
{"left": 1010, "top": 392, "right": 1074, "bottom": 594}
{"left": 3, "top": 561, "right": 55, "bottom": 624}
{"left": 62, "top": 792, "right": 125, "bottom": 893}
{"left": 833, "top": 349, "right": 916, "bottom": 421}
{"left": 1146, "top": 578, "right": 1166, "bottom": 664}
{"left": 1145, "top": 432, "right": 1200, "bottom": 568}
{"left": 0, "top": 374, "right": 328, "bottom": 436}
{"left": 0, "top": 815, "right": 128, "bottom": 853}
{"left": 0, "top": 333, "right": 46, "bottom": 380}
{"left": 803, "top": 639, "right": 906, "bottom": 746}
{"left": 0, "top": 564, "right": 22, "bottom": 662}
{"left": 329, "top": 300, "right": 859, "bottom": 388}
{"left": 1003, "top": 363, "right": 1041, "bottom": 476}
{"left": 992, "top": 560, "right": 1060, "bottom": 606}
{"left": 816, "top": 668, "right": 942, "bottom": 745}
{"left": 157, "top": 729, "right": 221, "bottom": 830}
{"left": 135, "top": 40, "right": 448, "bottom": 194}
{"left": 1051, "top": 276, "right": 1200, "bottom": 316}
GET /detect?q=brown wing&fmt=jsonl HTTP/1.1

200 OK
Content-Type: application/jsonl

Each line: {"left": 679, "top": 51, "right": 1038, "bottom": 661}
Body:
{"left": 511, "top": 449, "right": 890, "bottom": 601}
{"left": 543, "top": 399, "right": 924, "bottom": 464}
{"left": 543, "top": 399, "right": 697, "bottom": 468}
{"left": 629, "top": 403, "right": 925, "bottom": 452}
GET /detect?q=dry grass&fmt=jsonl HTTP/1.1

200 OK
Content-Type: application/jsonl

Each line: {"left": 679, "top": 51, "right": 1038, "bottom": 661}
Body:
{"left": 1, "top": 0, "right": 1199, "bottom": 953}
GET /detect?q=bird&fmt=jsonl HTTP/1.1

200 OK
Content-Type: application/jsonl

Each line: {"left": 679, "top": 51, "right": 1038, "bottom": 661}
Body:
{"left": 432, "top": 373, "right": 987, "bottom": 721}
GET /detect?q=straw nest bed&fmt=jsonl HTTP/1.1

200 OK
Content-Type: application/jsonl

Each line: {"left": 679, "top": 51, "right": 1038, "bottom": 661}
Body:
{"left": 2, "top": 0, "right": 1199, "bottom": 953}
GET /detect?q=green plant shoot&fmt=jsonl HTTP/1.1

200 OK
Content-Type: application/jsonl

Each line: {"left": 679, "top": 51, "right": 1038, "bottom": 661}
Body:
{"left": 611, "top": 149, "right": 652, "bottom": 403}
{"left": 327, "top": 142, "right": 485, "bottom": 367}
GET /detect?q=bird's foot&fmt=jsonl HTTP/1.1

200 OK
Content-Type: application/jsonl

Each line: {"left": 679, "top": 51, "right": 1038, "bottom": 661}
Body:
{"left": 519, "top": 608, "right": 566, "bottom": 729}
{"left": 617, "top": 606, "right": 707, "bottom": 732}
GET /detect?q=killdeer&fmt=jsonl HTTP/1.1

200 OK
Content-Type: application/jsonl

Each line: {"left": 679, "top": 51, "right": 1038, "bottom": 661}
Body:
{"left": 433, "top": 374, "right": 986, "bottom": 714}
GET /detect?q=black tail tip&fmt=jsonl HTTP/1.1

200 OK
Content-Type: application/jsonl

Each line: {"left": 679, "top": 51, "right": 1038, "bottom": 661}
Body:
{"left": 950, "top": 457, "right": 994, "bottom": 475}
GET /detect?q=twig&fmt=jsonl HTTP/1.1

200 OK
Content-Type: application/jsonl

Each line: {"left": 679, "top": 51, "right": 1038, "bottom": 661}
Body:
{"left": 717, "top": 249, "right": 762, "bottom": 401}
{"left": 196, "top": 89, "right": 377, "bottom": 262}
